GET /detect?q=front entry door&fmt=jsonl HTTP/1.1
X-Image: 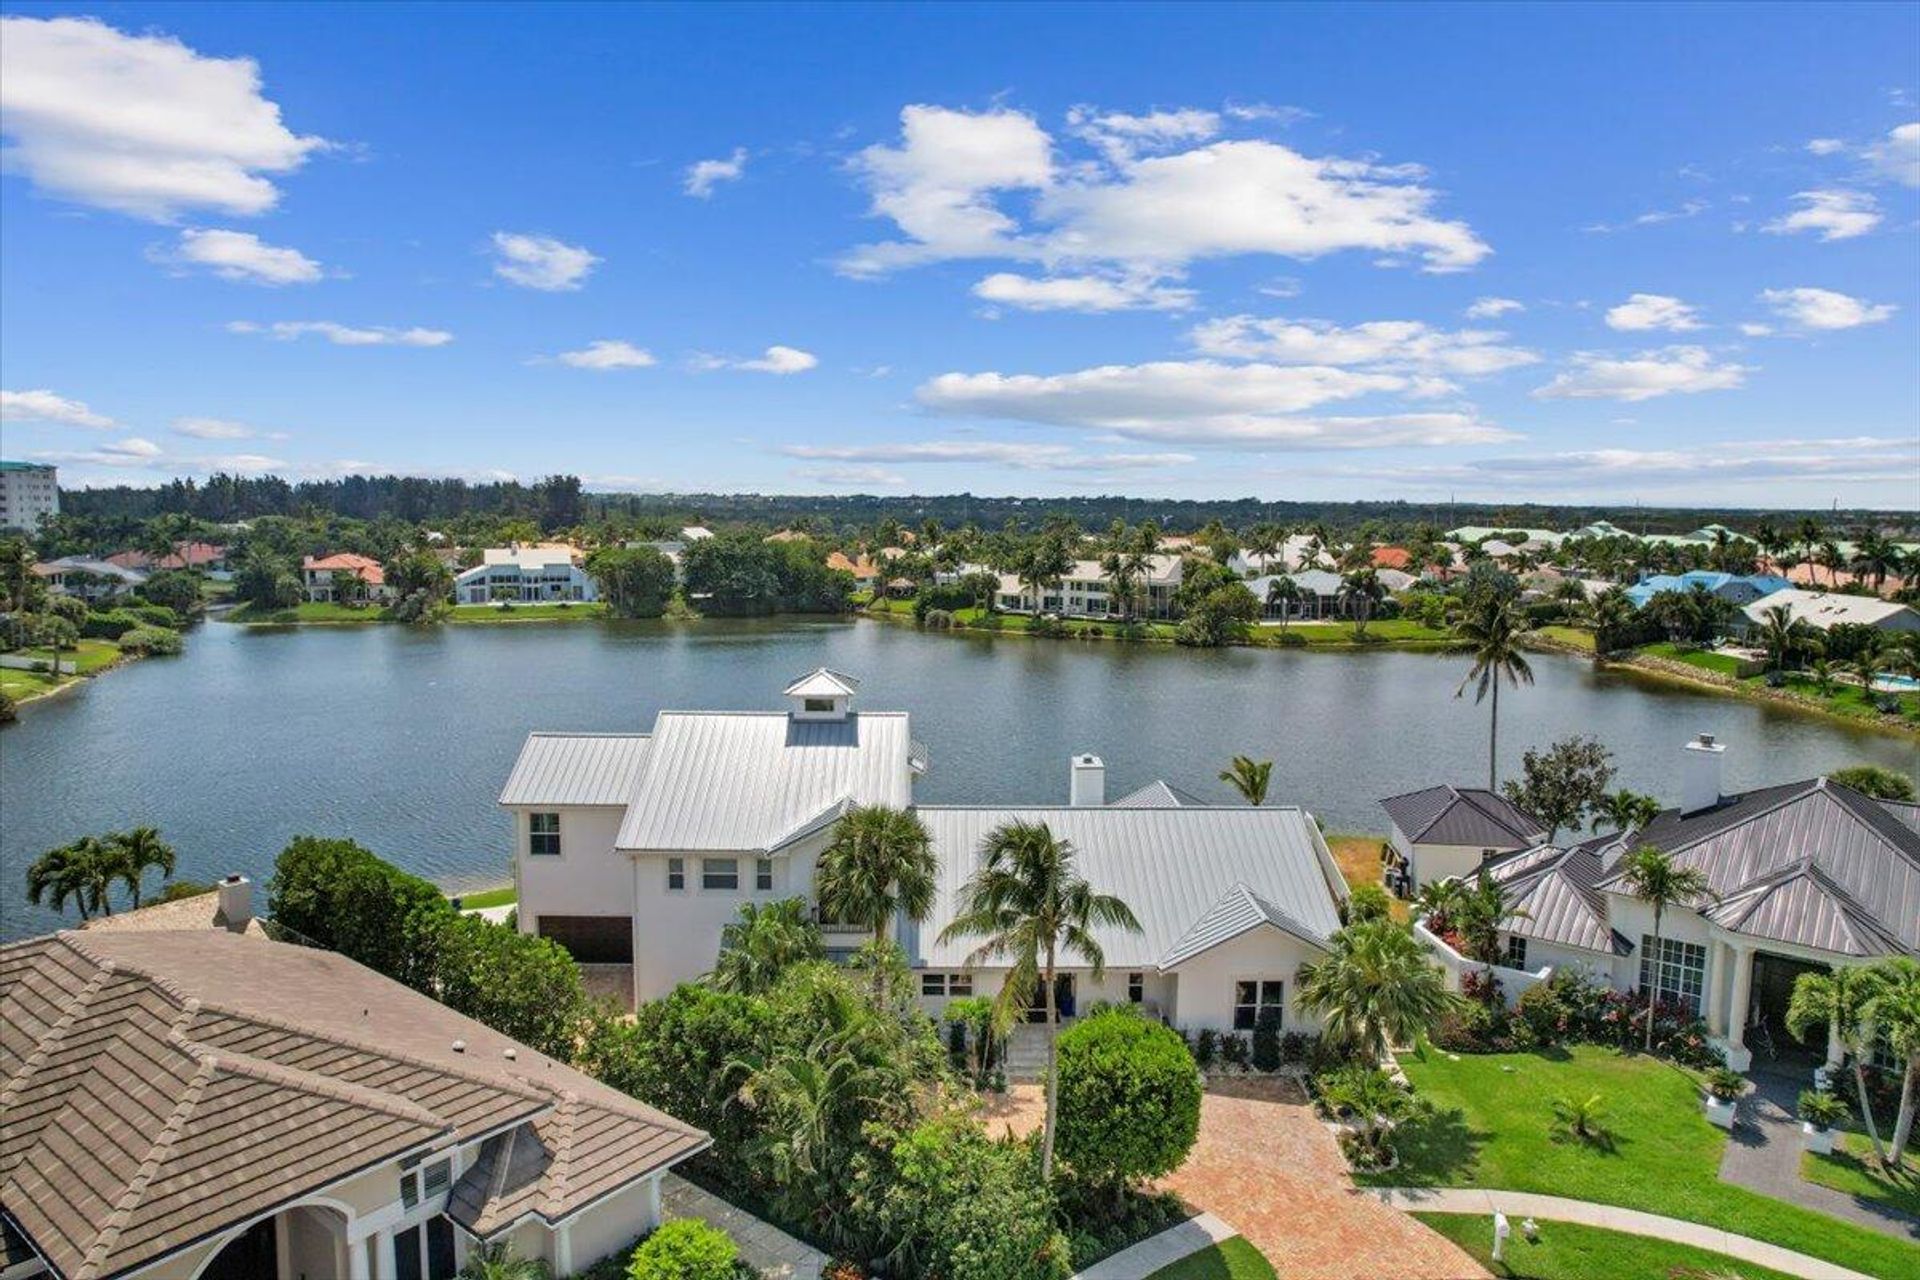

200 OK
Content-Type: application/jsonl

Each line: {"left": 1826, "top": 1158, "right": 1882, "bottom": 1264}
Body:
{"left": 1027, "top": 974, "right": 1075, "bottom": 1023}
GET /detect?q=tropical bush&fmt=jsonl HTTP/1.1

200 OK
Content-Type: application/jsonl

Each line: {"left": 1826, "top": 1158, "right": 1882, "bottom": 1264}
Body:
{"left": 1251, "top": 1007, "right": 1285, "bottom": 1072}
{"left": 1704, "top": 1067, "right": 1746, "bottom": 1102}
{"left": 626, "top": 1220, "right": 739, "bottom": 1280}
{"left": 1548, "top": 1092, "right": 1611, "bottom": 1147}
{"left": 80, "top": 608, "right": 147, "bottom": 639}
{"left": 1055, "top": 1008, "right": 1201, "bottom": 1194}
{"left": 1315, "top": 1065, "right": 1418, "bottom": 1170}
{"left": 1798, "top": 1088, "right": 1849, "bottom": 1131}
{"left": 1345, "top": 881, "right": 1392, "bottom": 924}
{"left": 117, "top": 626, "right": 183, "bottom": 655}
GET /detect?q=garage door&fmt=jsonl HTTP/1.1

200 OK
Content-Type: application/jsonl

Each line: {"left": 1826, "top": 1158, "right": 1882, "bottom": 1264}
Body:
{"left": 536, "top": 915, "right": 634, "bottom": 964}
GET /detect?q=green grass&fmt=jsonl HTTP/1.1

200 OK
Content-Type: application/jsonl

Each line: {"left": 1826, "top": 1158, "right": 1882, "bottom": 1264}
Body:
{"left": 1373, "top": 1043, "right": 1920, "bottom": 1279}
{"left": 1277, "top": 618, "right": 1455, "bottom": 645}
{"left": 450, "top": 885, "right": 516, "bottom": 909}
{"left": 1143, "top": 1237, "right": 1276, "bottom": 1280}
{"left": 1325, "top": 833, "right": 1409, "bottom": 922}
{"left": 17, "top": 639, "right": 123, "bottom": 674}
{"left": 1630, "top": 644, "right": 1919, "bottom": 728}
{"left": 1414, "top": 1213, "right": 1805, "bottom": 1280}
{"left": 1531, "top": 625, "right": 1596, "bottom": 653}
{"left": 229, "top": 600, "right": 395, "bottom": 624}
{"left": 0, "top": 667, "right": 71, "bottom": 700}
{"left": 1640, "top": 641, "right": 1747, "bottom": 676}
{"left": 447, "top": 602, "right": 610, "bottom": 623}
{"left": 1803, "top": 1133, "right": 1920, "bottom": 1220}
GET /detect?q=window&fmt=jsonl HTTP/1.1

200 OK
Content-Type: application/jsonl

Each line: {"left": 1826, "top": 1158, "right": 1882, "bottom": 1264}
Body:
{"left": 422, "top": 1157, "right": 450, "bottom": 1199}
{"left": 804, "top": 697, "right": 834, "bottom": 712}
{"left": 528, "top": 813, "right": 560, "bottom": 856}
{"left": 702, "top": 858, "right": 739, "bottom": 891}
{"left": 1232, "top": 979, "right": 1285, "bottom": 1031}
{"left": 399, "top": 1154, "right": 451, "bottom": 1210}
{"left": 921, "top": 972, "right": 946, "bottom": 997}
{"left": 1503, "top": 935, "right": 1528, "bottom": 970}
{"left": 756, "top": 858, "right": 774, "bottom": 891}
{"left": 666, "top": 858, "right": 684, "bottom": 891}
{"left": 919, "top": 972, "right": 972, "bottom": 998}
{"left": 1638, "top": 934, "right": 1707, "bottom": 1015}
{"left": 1128, "top": 972, "right": 1145, "bottom": 1004}
{"left": 949, "top": 972, "right": 972, "bottom": 996}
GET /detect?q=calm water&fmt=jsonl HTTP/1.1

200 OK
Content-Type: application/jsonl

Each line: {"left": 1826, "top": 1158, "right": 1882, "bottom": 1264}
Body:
{"left": 3, "top": 618, "right": 1914, "bottom": 940}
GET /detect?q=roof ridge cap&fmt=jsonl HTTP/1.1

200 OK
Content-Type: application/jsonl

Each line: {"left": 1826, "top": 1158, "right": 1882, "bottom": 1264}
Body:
{"left": 540, "top": 1093, "right": 579, "bottom": 1218}
{"left": 83, "top": 1039, "right": 217, "bottom": 1278}
{"left": 180, "top": 1034, "right": 452, "bottom": 1130}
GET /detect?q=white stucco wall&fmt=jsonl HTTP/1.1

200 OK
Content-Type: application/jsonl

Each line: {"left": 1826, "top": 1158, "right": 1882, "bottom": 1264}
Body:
{"left": 511, "top": 806, "right": 635, "bottom": 930}
{"left": 1409, "top": 841, "right": 1510, "bottom": 888}
{"left": 1163, "top": 927, "right": 1327, "bottom": 1034}
{"left": 561, "top": 1176, "right": 661, "bottom": 1270}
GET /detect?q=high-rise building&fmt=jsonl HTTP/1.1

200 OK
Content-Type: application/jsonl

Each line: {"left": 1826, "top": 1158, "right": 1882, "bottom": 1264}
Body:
{"left": 0, "top": 461, "right": 59, "bottom": 531}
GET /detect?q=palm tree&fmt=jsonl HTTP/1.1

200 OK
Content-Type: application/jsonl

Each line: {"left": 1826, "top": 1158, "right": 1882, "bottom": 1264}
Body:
{"left": 1452, "top": 590, "right": 1534, "bottom": 790}
{"left": 1788, "top": 965, "right": 1891, "bottom": 1164}
{"left": 1550, "top": 1093, "right": 1610, "bottom": 1146}
{"left": 1752, "top": 603, "right": 1820, "bottom": 674}
{"left": 1864, "top": 958, "right": 1920, "bottom": 1163}
{"left": 1816, "top": 540, "right": 1847, "bottom": 587}
{"left": 1850, "top": 532, "right": 1900, "bottom": 593}
{"left": 1796, "top": 517, "right": 1824, "bottom": 565}
{"left": 107, "top": 826, "right": 176, "bottom": 908}
{"left": 1583, "top": 585, "right": 1633, "bottom": 653}
{"left": 1219, "top": 755, "right": 1272, "bottom": 806}
{"left": 816, "top": 806, "right": 936, "bottom": 997}
{"left": 1264, "top": 575, "right": 1300, "bottom": 629}
{"left": 1339, "top": 567, "right": 1385, "bottom": 638}
{"left": 1454, "top": 871, "right": 1527, "bottom": 968}
{"left": 26, "top": 840, "right": 106, "bottom": 920}
{"left": 1618, "top": 845, "right": 1717, "bottom": 1052}
{"left": 1099, "top": 549, "right": 1138, "bottom": 624}
{"left": 937, "top": 819, "right": 1141, "bottom": 1179}
{"left": 1018, "top": 538, "right": 1073, "bottom": 617}
{"left": 1296, "top": 919, "right": 1457, "bottom": 1060}
{"left": 1594, "top": 789, "right": 1661, "bottom": 835}
{"left": 711, "top": 898, "right": 824, "bottom": 995}
{"left": 1413, "top": 877, "right": 1469, "bottom": 937}
{"left": 731, "top": 1028, "right": 884, "bottom": 1221}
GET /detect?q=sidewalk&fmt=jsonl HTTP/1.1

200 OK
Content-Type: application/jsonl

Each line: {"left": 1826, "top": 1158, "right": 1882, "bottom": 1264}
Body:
{"left": 1072, "top": 1212, "right": 1237, "bottom": 1280}
{"left": 1370, "top": 1186, "right": 1878, "bottom": 1280}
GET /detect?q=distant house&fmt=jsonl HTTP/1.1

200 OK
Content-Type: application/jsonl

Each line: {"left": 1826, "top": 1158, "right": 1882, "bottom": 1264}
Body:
{"left": 826, "top": 551, "right": 882, "bottom": 592}
{"left": 994, "top": 555, "right": 1183, "bottom": 620}
{"left": 455, "top": 545, "right": 597, "bottom": 604}
{"left": 1378, "top": 784, "right": 1549, "bottom": 890}
{"left": 1737, "top": 588, "right": 1920, "bottom": 635}
{"left": 764, "top": 529, "right": 811, "bottom": 543}
{"left": 1623, "top": 571, "right": 1792, "bottom": 609}
{"left": 1246, "top": 569, "right": 1343, "bottom": 621}
{"left": 1565, "top": 520, "right": 1634, "bottom": 541}
{"left": 1371, "top": 546, "right": 1412, "bottom": 570}
{"left": 105, "top": 542, "right": 231, "bottom": 576}
{"left": 302, "top": 552, "right": 391, "bottom": 603}
{"left": 31, "top": 557, "right": 147, "bottom": 601}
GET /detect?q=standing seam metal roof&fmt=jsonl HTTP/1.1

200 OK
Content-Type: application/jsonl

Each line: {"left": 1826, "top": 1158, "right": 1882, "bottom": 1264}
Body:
{"left": 498, "top": 734, "right": 653, "bottom": 807}
{"left": 1379, "top": 785, "right": 1546, "bottom": 847}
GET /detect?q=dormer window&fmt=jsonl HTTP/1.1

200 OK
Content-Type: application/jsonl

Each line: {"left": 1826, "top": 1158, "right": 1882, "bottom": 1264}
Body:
{"left": 784, "top": 667, "right": 859, "bottom": 721}
{"left": 804, "top": 698, "right": 834, "bottom": 713}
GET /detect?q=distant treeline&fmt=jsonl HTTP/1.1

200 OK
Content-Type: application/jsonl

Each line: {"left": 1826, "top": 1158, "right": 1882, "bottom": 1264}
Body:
{"left": 56, "top": 472, "right": 1910, "bottom": 538}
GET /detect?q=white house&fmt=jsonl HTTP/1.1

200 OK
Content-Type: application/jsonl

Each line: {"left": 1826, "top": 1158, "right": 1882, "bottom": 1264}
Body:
{"left": 1738, "top": 587, "right": 1920, "bottom": 635}
{"left": 31, "top": 556, "right": 147, "bottom": 601}
{"left": 502, "top": 671, "right": 1351, "bottom": 1034}
{"left": 993, "top": 555, "right": 1184, "bottom": 621}
{"left": 456, "top": 545, "right": 598, "bottom": 605}
{"left": 1378, "top": 784, "right": 1549, "bottom": 890}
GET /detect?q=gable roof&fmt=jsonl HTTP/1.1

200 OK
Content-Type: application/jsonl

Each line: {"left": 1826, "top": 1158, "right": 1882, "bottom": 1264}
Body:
{"left": 783, "top": 667, "right": 859, "bottom": 699}
{"left": 1111, "top": 780, "right": 1204, "bottom": 808}
{"left": 1484, "top": 839, "right": 1630, "bottom": 956}
{"left": 1379, "top": 785, "right": 1546, "bottom": 848}
{"left": 1703, "top": 861, "right": 1908, "bottom": 958}
{"left": 499, "top": 734, "right": 653, "bottom": 807}
{"left": 614, "top": 711, "right": 912, "bottom": 851}
{"left": 1158, "top": 883, "right": 1332, "bottom": 969}
{"left": 912, "top": 805, "right": 1342, "bottom": 970}
{"left": 0, "top": 931, "right": 705, "bottom": 1280}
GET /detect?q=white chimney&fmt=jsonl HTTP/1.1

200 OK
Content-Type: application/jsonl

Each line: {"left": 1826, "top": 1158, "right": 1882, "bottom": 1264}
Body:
{"left": 216, "top": 874, "right": 253, "bottom": 932}
{"left": 1070, "top": 753, "right": 1106, "bottom": 807}
{"left": 1680, "top": 734, "right": 1725, "bottom": 816}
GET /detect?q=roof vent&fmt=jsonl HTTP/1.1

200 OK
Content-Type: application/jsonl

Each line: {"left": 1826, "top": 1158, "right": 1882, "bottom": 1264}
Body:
{"left": 452, "top": 1039, "right": 466, "bottom": 1053}
{"left": 503, "top": 1047, "right": 517, "bottom": 1061}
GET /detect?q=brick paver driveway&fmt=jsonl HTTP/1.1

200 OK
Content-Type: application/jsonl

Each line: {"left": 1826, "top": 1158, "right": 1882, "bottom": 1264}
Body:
{"left": 983, "top": 1077, "right": 1486, "bottom": 1280}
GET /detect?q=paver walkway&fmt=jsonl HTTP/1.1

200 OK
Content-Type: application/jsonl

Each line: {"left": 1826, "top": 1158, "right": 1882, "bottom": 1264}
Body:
{"left": 1372, "top": 1187, "right": 1877, "bottom": 1280}
{"left": 1072, "top": 1212, "right": 1236, "bottom": 1280}
{"left": 660, "top": 1173, "right": 827, "bottom": 1280}
{"left": 1721, "top": 1064, "right": 1920, "bottom": 1240}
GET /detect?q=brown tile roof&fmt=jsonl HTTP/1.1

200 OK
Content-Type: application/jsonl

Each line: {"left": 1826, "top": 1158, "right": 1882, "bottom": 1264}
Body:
{"left": 1370, "top": 546, "right": 1413, "bottom": 570}
{"left": 0, "top": 931, "right": 706, "bottom": 1279}
{"left": 79, "top": 892, "right": 267, "bottom": 938}
{"left": 301, "top": 552, "right": 386, "bottom": 586}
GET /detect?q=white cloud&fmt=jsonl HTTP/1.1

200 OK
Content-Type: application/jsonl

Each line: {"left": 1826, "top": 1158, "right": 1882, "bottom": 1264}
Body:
{"left": 554, "top": 339, "right": 656, "bottom": 370}
{"left": 1759, "top": 286, "right": 1896, "bottom": 330}
{"left": 172, "top": 416, "right": 283, "bottom": 440}
{"left": 1464, "top": 296, "right": 1524, "bottom": 319}
{"left": 489, "top": 232, "right": 599, "bottom": 291}
{"left": 781, "top": 440, "right": 1196, "bottom": 471}
{"left": 1738, "top": 322, "right": 1774, "bottom": 337}
{"left": 695, "top": 345, "right": 818, "bottom": 374}
{"left": 972, "top": 272, "right": 1193, "bottom": 312}
{"left": 1763, "top": 189, "right": 1881, "bottom": 240}
{"left": 1582, "top": 199, "right": 1707, "bottom": 233}
{"left": 797, "top": 464, "right": 908, "bottom": 488}
{"left": 160, "top": 227, "right": 322, "bottom": 284}
{"left": 838, "top": 104, "right": 1489, "bottom": 284}
{"left": 916, "top": 360, "right": 1517, "bottom": 448}
{"left": 1805, "top": 138, "right": 1847, "bottom": 156}
{"left": 1864, "top": 122, "right": 1920, "bottom": 187}
{"left": 1223, "top": 102, "right": 1313, "bottom": 126}
{"left": 1533, "top": 346, "right": 1750, "bottom": 402}
{"left": 684, "top": 148, "right": 747, "bottom": 198}
{"left": 0, "top": 16, "right": 326, "bottom": 220}
{"left": 228, "top": 320, "right": 452, "bottom": 347}
{"left": 0, "top": 388, "right": 114, "bottom": 428}
{"left": 1189, "top": 315, "right": 1537, "bottom": 376}
{"left": 30, "top": 435, "right": 165, "bottom": 467}
{"left": 1604, "top": 293, "right": 1703, "bottom": 332}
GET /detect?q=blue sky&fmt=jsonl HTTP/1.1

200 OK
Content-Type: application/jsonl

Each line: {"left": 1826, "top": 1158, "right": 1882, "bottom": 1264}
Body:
{"left": 2, "top": 2, "right": 1916, "bottom": 508}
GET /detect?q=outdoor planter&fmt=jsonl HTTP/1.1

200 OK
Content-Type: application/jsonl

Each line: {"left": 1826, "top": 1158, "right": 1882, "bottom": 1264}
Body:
{"left": 1802, "top": 1121, "right": 1836, "bottom": 1155}
{"left": 1704, "top": 1092, "right": 1737, "bottom": 1128}
{"left": 1703, "top": 1068, "right": 1745, "bottom": 1129}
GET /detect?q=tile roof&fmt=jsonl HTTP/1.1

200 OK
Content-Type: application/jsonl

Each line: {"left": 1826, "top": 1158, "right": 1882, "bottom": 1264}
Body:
{"left": 0, "top": 931, "right": 706, "bottom": 1279}
{"left": 1379, "top": 785, "right": 1546, "bottom": 848}
{"left": 614, "top": 711, "right": 913, "bottom": 851}
{"left": 301, "top": 552, "right": 385, "bottom": 585}
{"left": 79, "top": 891, "right": 267, "bottom": 938}
{"left": 499, "top": 733, "right": 653, "bottom": 807}
{"left": 911, "top": 806, "right": 1342, "bottom": 970}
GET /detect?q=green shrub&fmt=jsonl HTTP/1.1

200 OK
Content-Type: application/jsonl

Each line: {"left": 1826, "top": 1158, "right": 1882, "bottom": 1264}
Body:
{"left": 1192, "top": 1028, "right": 1219, "bottom": 1070}
{"left": 626, "top": 1219, "right": 737, "bottom": 1280}
{"left": 436, "top": 914, "right": 586, "bottom": 1059}
{"left": 81, "top": 608, "right": 144, "bottom": 639}
{"left": 124, "top": 602, "right": 182, "bottom": 629}
{"left": 117, "top": 626, "right": 183, "bottom": 656}
{"left": 1219, "top": 1030, "right": 1250, "bottom": 1069}
{"left": 1056, "top": 1008, "right": 1201, "bottom": 1192}
{"left": 1346, "top": 882, "right": 1392, "bottom": 924}
{"left": 266, "top": 836, "right": 449, "bottom": 990}
{"left": 576, "top": 985, "right": 773, "bottom": 1157}
{"left": 1251, "top": 1007, "right": 1285, "bottom": 1072}
{"left": 1272, "top": 629, "right": 1307, "bottom": 646}
{"left": 1798, "top": 1088, "right": 1849, "bottom": 1130}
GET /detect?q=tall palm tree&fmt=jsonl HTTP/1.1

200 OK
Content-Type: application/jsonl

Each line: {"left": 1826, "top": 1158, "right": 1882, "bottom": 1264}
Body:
{"left": 1219, "top": 755, "right": 1273, "bottom": 806}
{"left": 1864, "top": 957, "right": 1920, "bottom": 1163}
{"left": 1788, "top": 965, "right": 1891, "bottom": 1164}
{"left": 1099, "top": 549, "right": 1138, "bottom": 624}
{"left": 1594, "top": 789, "right": 1661, "bottom": 835}
{"left": 937, "top": 820, "right": 1141, "bottom": 1179}
{"left": 1339, "top": 566, "right": 1385, "bottom": 638}
{"left": 108, "top": 826, "right": 176, "bottom": 908}
{"left": 1618, "top": 845, "right": 1717, "bottom": 1052}
{"left": 1413, "top": 877, "right": 1469, "bottom": 937}
{"left": 1816, "top": 539, "right": 1847, "bottom": 587}
{"left": 1452, "top": 590, "right": 1534, "bottom": 790}
{"left": 711, "top": 898, "right": 825, "bottom": 995}
{"left": 1264, "top": 575, "right": 1300, "bottom": 628}
{"left": 815, "top": 806, "right": 937, "bottom": 996}
{"left": 25, "top": 840, "right": 105, "bottom": 920}
{"left": 1753, "top": 602, "right": 1821, "bottom": 674}
{"left": 1455, "top": 871, "right": 1528, "bottom": 968}
{"left": 1296, "top": 919, "right": 1457, "bottom": 1060}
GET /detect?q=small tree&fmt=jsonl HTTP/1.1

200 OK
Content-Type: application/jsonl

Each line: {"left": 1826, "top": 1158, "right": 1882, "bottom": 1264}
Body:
{"left": 1297, "top": 920, "right": 1457, "bottom": 1060}
{"left": 627, "top": 1219, "right": 736, "bottom": 1280}
{"left": 1829, "top": 765, "right": 1916, "bottom": 802}
{"left": 435, "top": 915, "right": 586, "bottom": 1059}
{"left": 584, "top": 545, "right": 677, "bottom": 618}
{"left": 1056, "top": 1008, "right": 1201, "bottom": 1200}
{"left": 711, "top": 897, "right": 823, "bottom": 995}
{"left": 1501, "top": 736, "right": 1616, "bottom": 840}
{"left": 1619, "top": 845, "right": 1717, "bottom": 1052}
{"left": 1218, "top": 755, "right": 1272, "bottom": 806}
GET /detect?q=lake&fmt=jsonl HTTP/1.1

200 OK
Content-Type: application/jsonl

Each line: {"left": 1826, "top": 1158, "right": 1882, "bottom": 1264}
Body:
{"left": 3, "top": 618, "right": 1914, "bottom": 941}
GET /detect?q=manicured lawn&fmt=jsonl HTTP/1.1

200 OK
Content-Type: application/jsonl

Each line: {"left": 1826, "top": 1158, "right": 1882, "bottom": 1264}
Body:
{"left": 1633, "top": 644, "right": 1920, "bottom": 727}
{"left": 1414, "top": 1213, "right": 1804, "bottom": 1280}
{"left": 18, "top": 639, "right": 123, "bottom": 674}
{"left": 1143, "top": 1237, "right": 1276, "bottom": 1280}
{"left": 1272, "top": 619, "right": 1458, "bottom": 646}
{"left": 1325, "top": 833, "right": 1409, "bottom": 921}
{"left": 0, "top": 667, "right": 70, "bottom": 700}
{"left": 447, "top": 602, "right": 610, "bottom": 623}
{"left": 230, "top": 601, "right": 394, "bottom": 624}
{"left": 1640, "top": 641, "right": 1746, "bottom": 676}
{"left": 1803, "top": 1133, "right": 1920, "bottom": 1220}
{"left": 1373, "top": 1043, "right": 1920, "bottom": 1278}
{"left": 451, "top": 885, "right": 516, "bottom": 910}
{"left": 1531, "top": 625, "right": 1595, "bottom": 653}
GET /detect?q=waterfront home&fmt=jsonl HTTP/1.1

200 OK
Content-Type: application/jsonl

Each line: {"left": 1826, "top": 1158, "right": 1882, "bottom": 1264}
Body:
{"left": 1623, "top": 571, "right": 1793, "bottom": 609}
{"left": 1465, "top": 734, "right": 1920, "bottom": 1072}
{"left": 1377, "top": 784, "right": 1549, "bottom": 891}
{"left": 1245, "top": 568, "right": 1344, "bottom": 621}
{"left": 824, "top": 550, "right": 881, "bottom": 592}
{"left": 1228, "top": 533, "right": 1331, "bottom": 576}
{"left": 501, "top": 670, "right": 1350, "bottom": 1033}
{"left": 993, "top": 554, "right": 1183, "bottom": 620}
{"left": 1736, "top": 587, "right": 1920, "bottom": 635}
{"left": 302, "top": 553, "right": 391, "bottom": 603}
{"left": 0, "top": 880, "right": 707, "bottom": 1280}
{"left": 454, "top": 545, "right": 598, "bottom": 605}
{"left": 105, "top": 542, "right": 231, "bottom": 577}
{"left": 30, "top": 557, "right": 147, "bottom": 601}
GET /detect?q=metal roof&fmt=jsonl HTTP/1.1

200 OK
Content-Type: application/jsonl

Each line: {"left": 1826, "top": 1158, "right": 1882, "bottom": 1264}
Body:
{"left": 615, "top": 711, "right": 913, "bottom": 851}
{"left": 1158, "top": 883, "right": 1331, "bottom": 969}
{"left": 911, "top": 806, "right": 1343, "bottom": 970}
{"left": 1704, "top": 862, "right": 1907, "bottom": 958}
{"left": 1111, "top": 780, "right": 1204, "bottom": 808}
{"left": 783, "top": 667, "right": 859, "bottom": 698}
{"left": 498, "top": 733, "right": 653, "bottom": 807}
{"left": 1485, "top": 841, "right": 1630, "bottom": 956}
{"left": 1379, "top": 785, "right": 1546, "bottom": 847}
